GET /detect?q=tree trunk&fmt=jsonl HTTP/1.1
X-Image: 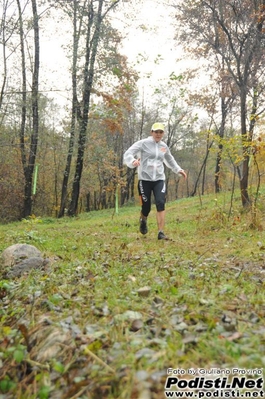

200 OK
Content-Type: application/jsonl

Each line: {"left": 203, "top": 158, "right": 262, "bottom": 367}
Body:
{"left": 191, "top": 138, "right": 213, "bottom": 197}
{"left": 0, "top": 1, "right": 8, "bottom": 112}
{"left": 58, "top": 0, "right": 79, "bottom": 218}
{"left": 68, "top": 0, "right": 103, "bottom": 216}
{"left": 86, "top": 192, "right": 91, "bottom": 212}
{"left": 239, "top": 89, "right": 250, "bottom": 207}
{"left": 21, "top": 0, "right": 40, "bottom": 218}
{"left": 239, "top": 84, "right": 259, "bottom": 207}
{"left": 16, "top": 0, "right": 27, "bottom": 169}
{"left": 215, "top": 96, "right": 228, "bottom": 193}
{"left": 67, "top": 0, "right": 120, "bottom": 216}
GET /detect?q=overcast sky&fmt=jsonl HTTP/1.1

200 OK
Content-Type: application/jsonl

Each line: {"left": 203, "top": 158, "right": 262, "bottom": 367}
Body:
{"left": 40, "top": 0, "right": 188, "bottom": 108}
{"left": 112, "top": 0, "right": 184, "bottom": 90}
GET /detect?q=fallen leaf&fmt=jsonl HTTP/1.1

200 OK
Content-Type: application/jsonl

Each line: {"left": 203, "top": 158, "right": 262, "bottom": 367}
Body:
{"left": 137, "top": 286, "right": 151, "bottom": 297}
{"left": 226, "top": 332, "right": 242, "bottom": 341}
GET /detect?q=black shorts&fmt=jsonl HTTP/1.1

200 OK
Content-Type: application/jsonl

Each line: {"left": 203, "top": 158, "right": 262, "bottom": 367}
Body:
{"left": 138, "top": 180, "right": 166, "bottom": 217}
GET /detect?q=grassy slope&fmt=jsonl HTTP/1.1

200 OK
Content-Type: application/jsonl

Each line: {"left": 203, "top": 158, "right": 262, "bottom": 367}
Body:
{"left": 0, "top": 193, "right": 265, "bottom": 398}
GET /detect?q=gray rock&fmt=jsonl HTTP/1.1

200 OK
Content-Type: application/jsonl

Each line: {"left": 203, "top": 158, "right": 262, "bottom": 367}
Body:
{"left": 1, "top": 243, "right": 46, "bottom": 279}
{"left": 2, "top": 243, "right": 42, "bottom": 267}
{"left": 6, "top": 257, "right": 46, "bottom": 278}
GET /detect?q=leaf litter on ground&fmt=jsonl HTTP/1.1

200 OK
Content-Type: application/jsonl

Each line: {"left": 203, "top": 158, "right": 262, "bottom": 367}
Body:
{"left": 0, "top": 195, "right": 265, "bottom": 398}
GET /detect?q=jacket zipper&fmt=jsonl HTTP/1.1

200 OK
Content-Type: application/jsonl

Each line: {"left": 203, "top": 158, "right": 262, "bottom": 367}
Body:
{"left": 153, "top": 142, "right": 159, "bottom": 180}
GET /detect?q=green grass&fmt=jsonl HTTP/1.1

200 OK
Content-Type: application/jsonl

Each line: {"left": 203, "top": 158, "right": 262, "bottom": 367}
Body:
{"left": 0, "top": 193, "right": 265, "bottom": 398}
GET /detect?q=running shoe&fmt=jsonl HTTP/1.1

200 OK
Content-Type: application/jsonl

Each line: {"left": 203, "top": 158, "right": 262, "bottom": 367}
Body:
{"left": 139, "top": 218, "right": 148, "bottom": 235}
{"left": 158, "top": 231, "right": 168, "bottom": 240}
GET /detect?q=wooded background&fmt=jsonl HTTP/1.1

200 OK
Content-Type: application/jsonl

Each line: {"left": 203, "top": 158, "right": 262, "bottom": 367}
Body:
{"left": 1, "top": 0, "right": 265, "bottom": 223}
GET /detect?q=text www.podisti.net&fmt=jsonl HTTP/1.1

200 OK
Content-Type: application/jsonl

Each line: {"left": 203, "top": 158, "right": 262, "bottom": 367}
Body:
{"left": 164, "top": 368, "right": 264, "bottom": 398}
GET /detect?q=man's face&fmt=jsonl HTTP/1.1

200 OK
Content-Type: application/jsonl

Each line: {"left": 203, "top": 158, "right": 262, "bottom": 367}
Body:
{"left": 152, "top": 129, "right": 164, "bottom": 142}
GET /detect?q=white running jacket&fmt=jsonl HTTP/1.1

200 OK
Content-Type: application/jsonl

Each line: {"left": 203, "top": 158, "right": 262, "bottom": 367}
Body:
{"left": 123, "top": 136, "right": 183, "bottom": 181}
